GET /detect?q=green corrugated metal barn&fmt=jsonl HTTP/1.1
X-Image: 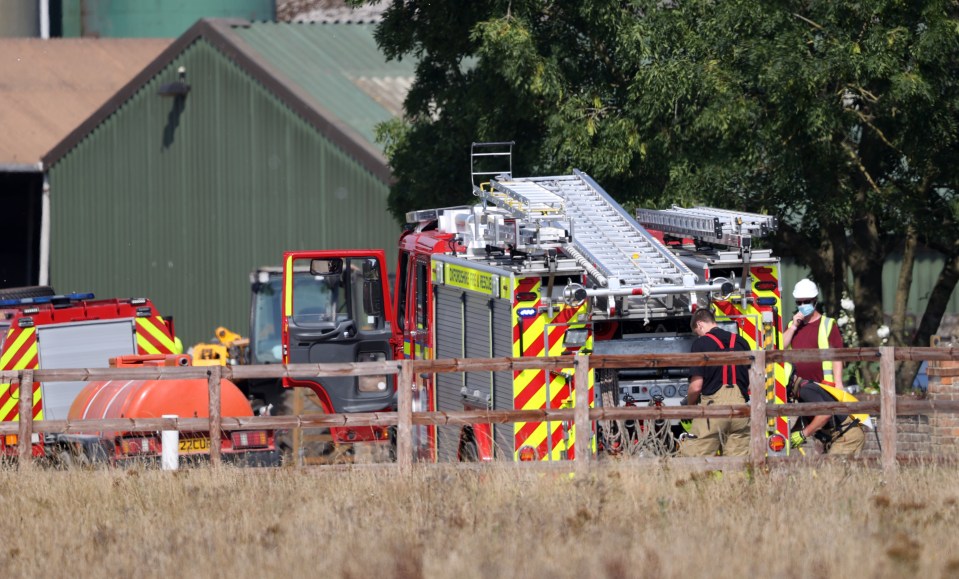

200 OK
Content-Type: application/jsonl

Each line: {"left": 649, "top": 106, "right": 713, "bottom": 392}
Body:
{"left": 43, "top": 19, "right": 414, "bottom": 346}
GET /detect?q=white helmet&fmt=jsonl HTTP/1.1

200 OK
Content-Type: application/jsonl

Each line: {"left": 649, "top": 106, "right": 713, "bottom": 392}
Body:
{"left": 793, "top": 279, "right": 819, "bottom": 300}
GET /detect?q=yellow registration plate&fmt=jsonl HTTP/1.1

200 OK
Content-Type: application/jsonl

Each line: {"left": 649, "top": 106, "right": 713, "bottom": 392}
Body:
{"left": 179, "top": 437, "right": 211, "bottom": 454}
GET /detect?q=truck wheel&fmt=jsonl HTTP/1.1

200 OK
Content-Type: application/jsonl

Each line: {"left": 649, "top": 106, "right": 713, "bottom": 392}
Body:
{"left": 458, "top": 428, "right": 479, "bottom": 462}
{"left": 53, "top": 443, "right": 91, "bottom": 470}
{"left": 278, "top": 388, "right": 338, "bottom": 465}
{"left": 0, "top": 285, "right": 56, "bottom": 300}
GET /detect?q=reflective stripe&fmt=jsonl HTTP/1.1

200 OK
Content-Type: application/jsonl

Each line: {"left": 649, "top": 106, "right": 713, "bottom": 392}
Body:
{"left": 512, "top": 277, "right": 594, "bottom": 461}
{"left": 0, "top": 326, "right": 41, "bottom": 422}
{"left": 818, "top": 316, "right": 835, "bottom": 384}
{"left": 135, "top": 317, "right": 176, "bottom": 354}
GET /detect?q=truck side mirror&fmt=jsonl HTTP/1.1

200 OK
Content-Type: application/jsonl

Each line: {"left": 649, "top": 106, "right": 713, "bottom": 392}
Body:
{"left": 311, "top": 258, "right": 343, "bottom": 276}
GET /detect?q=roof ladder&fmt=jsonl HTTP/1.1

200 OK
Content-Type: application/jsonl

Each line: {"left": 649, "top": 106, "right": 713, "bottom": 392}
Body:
{"left": 470, "top": 141, "right": 514, "bottom": 189}
{"left": 635, "top": 206, "right": 778, "bottom": 250}
{"left": 476, "top": 179, "right": 567, "bottom": 222}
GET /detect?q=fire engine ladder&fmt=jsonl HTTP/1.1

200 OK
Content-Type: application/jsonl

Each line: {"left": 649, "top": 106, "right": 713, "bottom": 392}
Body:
{"left": 634, "top": 206, "right": 777, "bottom": 255}
{"left": 476, "top": 179, "right": 568, "bottom": 223}
{"left": 518, "top": 171, "right": 695, "bottom": 290}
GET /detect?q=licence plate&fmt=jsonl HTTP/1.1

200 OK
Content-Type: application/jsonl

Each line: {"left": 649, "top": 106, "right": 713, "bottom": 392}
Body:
{"left": 179, "top": 437, "right": 211, "bottom": 454}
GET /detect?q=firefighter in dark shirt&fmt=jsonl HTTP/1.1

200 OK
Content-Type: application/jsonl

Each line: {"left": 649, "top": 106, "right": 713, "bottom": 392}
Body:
{"left": 784, "top": 363, "right": 865, "bottom": 456}
{"left": 680, "top": 308, "right": 751, "bottom": 457}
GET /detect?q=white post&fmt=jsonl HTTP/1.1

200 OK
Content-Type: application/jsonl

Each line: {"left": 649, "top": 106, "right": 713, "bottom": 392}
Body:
{"left": 38, "top": 172, "right": 50, "bottom": 286}
{"left": 161, "top": 415, "right": 179, "bottom": 471}
{"left": 39, "top": 0, "right": 50, "bottom": 39}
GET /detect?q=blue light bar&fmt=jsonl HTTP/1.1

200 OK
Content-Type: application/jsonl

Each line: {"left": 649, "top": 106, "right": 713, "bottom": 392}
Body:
{"left": 0, "top": 292, "right": 95, "bottom": 308}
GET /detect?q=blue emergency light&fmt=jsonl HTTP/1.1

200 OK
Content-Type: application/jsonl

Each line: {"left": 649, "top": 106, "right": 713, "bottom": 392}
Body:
{"left": 0, "top": 292, "right": 95, "bottom": 307}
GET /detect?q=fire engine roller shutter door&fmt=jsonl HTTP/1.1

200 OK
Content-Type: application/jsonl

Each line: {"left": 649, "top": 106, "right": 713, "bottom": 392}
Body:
{"left": 434, "top": 285, "right": 464, "bottom": 461}
{"left": 490, "top": 297, "right": 513, "bottom": 458}
{"left": 36, "top": 319, "right": 137, "bottom": 420}
{"left": 463, "top": 292, "right": 494, "bottom": 459}
{"left": 464, "top": 292, "right": 492, "bottom": 400}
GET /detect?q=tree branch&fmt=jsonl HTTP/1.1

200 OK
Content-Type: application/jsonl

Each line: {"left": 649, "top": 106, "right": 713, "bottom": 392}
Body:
{"left": 841, "top": 141, "right": 882, "bottom": 195}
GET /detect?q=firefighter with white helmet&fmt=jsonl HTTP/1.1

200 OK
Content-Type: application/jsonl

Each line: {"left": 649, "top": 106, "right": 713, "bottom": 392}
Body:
{"left": 783, "top": 279, "right": 845, "bottom": 390}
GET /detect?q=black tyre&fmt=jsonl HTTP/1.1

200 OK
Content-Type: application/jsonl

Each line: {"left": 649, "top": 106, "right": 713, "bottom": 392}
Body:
{"left": 278, "top": 387, "right": 340, "bottom": 465}
{"left": 0, "top": 286, "right": 56, "bottom": 301}
{"left": 458, "top": 427, "right": 479, "bottom": 462}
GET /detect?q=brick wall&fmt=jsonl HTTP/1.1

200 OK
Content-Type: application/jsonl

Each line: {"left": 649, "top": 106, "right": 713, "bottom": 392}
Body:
{"left": 926, "top": 358, "right": 959, "bottom": 455}
{"left": 860, "top": 356, "right": 959, "bottom": 457}
{"left": 861, "top": 413, "right": 932, "bottom": 458}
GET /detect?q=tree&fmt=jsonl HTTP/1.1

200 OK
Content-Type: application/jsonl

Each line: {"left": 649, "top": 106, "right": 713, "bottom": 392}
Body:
{"left": 367, "top": 0, "right": 959, "bottom": 390}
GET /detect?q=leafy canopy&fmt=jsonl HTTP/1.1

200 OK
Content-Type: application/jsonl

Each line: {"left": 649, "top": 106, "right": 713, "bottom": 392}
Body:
{"left": 368, "top": 0, "right": 959, "bottom": 371}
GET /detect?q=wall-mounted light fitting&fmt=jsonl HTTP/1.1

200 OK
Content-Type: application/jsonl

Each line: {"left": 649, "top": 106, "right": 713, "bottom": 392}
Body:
{"left": 158, "top": 65, "right": 191, "bottom": 97}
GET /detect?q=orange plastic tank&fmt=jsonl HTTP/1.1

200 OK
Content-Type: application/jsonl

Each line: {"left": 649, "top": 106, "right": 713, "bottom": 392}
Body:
{"left": 68, "top": 354, "right": 254, "bottom": 423}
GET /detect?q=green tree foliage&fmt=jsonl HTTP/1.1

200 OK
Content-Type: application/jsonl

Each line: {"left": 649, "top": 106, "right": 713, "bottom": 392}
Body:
{"left": 366, "top": 0, "right": 959, "bottom": 388}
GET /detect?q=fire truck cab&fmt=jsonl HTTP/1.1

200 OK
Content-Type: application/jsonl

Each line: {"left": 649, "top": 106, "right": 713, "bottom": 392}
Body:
{"left": 280, "top": 250, "right": 395, "bottom": 446}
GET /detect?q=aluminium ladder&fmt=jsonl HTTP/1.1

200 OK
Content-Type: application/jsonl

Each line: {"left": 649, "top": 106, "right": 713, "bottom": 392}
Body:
{"left": 476, "top": 179, "right": 568, "bottom": 222}
{"left": 635, "top": 206, "right": 777, "bottom": 249}
{"left": 495, "top": 172, "right": 695, "bottom": 289}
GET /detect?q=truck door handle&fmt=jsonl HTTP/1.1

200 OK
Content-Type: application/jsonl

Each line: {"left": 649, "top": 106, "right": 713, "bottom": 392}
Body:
{"left": 290, "top": 320, "right": 356, "bottom": 341}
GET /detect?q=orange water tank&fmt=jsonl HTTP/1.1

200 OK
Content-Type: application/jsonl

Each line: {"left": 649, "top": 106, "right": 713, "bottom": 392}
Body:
{"left": 68, "top": 354, "right": 254, "bottom": 423}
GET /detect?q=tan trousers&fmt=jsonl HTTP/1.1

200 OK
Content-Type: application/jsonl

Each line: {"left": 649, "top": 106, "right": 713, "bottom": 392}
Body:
{"left": 680, "top": 386, "right": 749, "bottom": 457}
{"left": 825, "top": 421, "right": 865, "bottom": 456}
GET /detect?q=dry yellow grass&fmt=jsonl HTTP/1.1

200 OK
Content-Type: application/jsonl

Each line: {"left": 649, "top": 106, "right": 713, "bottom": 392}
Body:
{"left": 0, "top": 462, "right": 957, "bottom": 578}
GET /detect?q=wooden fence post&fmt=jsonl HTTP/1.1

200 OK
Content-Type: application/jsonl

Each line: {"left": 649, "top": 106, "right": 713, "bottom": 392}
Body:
{"left": 208, "top": 365, "right": 222, "bottom": 466}
{"left": 18, "top": 370, "right": 33, "bottom": 468}
{"left": 748, "top": 350, "right": 767, "bottom": 467}
{"left": 574, "top": 354, "right": 590, "bottom": 477}
{"left": 292, "top": 387, "right": 304, "bottom": 467}
{"left": 397, "top": 361, "right": 413, "bottom": 473}
{"left": 879, "top": 346, "right": 897, "bottom": 476}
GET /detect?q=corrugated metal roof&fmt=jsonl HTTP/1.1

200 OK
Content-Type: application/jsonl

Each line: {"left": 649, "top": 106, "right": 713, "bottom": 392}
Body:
{"left": 44, "top": 19, "right": 415, "bottom": 183}
{"left": 230, "top": 22, "right": 415, "bottom": 146}
{"left": 0, "top": 38, "right": 171, "bottom": 165}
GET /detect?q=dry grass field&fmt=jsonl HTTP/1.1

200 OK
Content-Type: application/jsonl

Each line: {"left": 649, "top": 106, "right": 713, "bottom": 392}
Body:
{"left": 0, "top": 462, "right": 957, "bottom": 578}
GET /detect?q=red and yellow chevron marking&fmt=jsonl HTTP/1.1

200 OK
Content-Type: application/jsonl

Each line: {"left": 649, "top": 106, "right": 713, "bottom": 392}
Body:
{"left": 714, "top": 265, "right": 789, "bottom": 444}
{"left": 0, "top": 326, "right": 43, "bottom": 422}
{"left": 135, "top": 316, "right": 177, "bottom": 355}
{"left": 754, "top": 265, "right": 789, "bottom": 442}
{"left": 512, "top": 277, "right": 594, "bottom": 461}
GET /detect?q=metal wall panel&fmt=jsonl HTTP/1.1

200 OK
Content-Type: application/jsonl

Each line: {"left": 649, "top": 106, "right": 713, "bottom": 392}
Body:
{"left": 464, "top": 293, "right": 492, "bottom": 402}
{"left": 491, "top": 296, "right": 514, "bottom": 458}
{"left": 48, "top": 40, "right": 401, "bottom": 347}
{"left": 36, "top": 319, "right": 137, "bottom": 420}
{"left": 434, "top": 285, "right": 463, "bottom": 461}
{"left": 60, "top": 0, "right": 275, "bottom": 38}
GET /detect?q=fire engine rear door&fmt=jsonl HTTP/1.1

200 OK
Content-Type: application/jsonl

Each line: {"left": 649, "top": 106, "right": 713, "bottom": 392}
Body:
{"left": 36, "top": 319, "right": 137, "bottom": 420}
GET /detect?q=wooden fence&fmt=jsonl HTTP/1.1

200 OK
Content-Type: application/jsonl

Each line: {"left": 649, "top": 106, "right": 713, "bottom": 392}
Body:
{"left": 4, "top": 346, "right": 959, "bottom": 475}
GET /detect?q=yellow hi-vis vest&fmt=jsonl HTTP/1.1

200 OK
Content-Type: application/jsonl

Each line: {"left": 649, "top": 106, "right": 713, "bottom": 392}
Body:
{"left": 819, "top": 316, "right": 837, "bottom": 385}
{"left": 819, "top": 383, "right": 873, "bottom": 430}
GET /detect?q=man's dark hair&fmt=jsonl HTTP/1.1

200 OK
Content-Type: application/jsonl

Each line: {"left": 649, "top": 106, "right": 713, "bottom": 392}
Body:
{"left": 690, "top": 307, "right": 716, "bottom": 330}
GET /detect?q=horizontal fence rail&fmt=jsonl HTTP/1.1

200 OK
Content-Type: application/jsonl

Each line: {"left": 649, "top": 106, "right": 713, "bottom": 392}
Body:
{"left": 5, "top": 346, "right": 958, "bottom": 473}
